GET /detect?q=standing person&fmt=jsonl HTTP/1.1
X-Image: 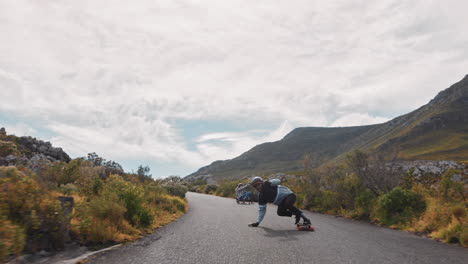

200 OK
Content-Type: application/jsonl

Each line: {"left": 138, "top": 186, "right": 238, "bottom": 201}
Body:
{"left": 247, "top": 176, "right": 311, "bottom": 227}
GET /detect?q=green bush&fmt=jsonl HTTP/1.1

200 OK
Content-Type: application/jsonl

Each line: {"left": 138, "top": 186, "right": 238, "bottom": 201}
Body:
{"left": 438, "top": 169, "right": 465, "bottom": 202}
{"left": 100, "top": 175, "right": 154, "bottom": 228}
{"left": 354, "top": 189, "right": 376, "bottom": 218}
{"left": 0, "top": 140, "right": 20, "bottom": 157}
{"left": 88, "top": 198, "right": 126, "bottom": 225}
{"left": 216, "top": 181, "right": 241, "bottom": 198}
{"left": 0, "top": 215, "right": 25, "bottom": 261}
{"left": 0, "top": 167, "right": 67, "bottom": 251}
{"left": 163, "top": 184, "right": 188, "bottom": 199}
{"left": 313, "top": 190, "right": 340, "bottom": 213}
{"left": 137, "top": 208, "right": 154, "bottom": 228}
{"left": 170, "top": 197, "right": 187, "bottom": 213}
{"left": 375, "top": 187, "right": 426, "bottom": 226}
{"left": 189, "top": 185, "right": 203, "bottom": 193}
{"left": 203, "top": 184, "right": 218, "bottom": 194}
{"left": 302, "top": 192, "right": 315, "bottom": 209}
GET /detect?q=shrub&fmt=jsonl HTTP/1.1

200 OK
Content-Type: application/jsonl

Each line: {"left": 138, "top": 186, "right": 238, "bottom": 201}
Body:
{"left": 354, "top": 189, "right": 376, "bottom": 218}
{"left": 0, "top": 167, "right": 68, "bottom": 251}
{"left": 137, "top": 208, "right": 154, "bottom": 228}
{"left": 73, "top": 198, "right": 139, "bottom": 244}
{"left": 0, "top": 216, "right": 25, "bottom": 261}
{"left": 438, "top": 169, "right": 465, "bottom": 202}
{"left": 313, "top": 190, "right": 341, "bottom": 213}
{"left": 163, "top": 184, "right": 188, "bottom": 199}
{"left": 189, "top": 185, "right": 203, "bottom": 193}
{"left": 374, "top": 187, "right": 426, "bottom": 226}
{"left": 0, "top": 140, "right": 19, "bottom": 157}
{"left": 170, "top": 197, "right": 187, "bottom": 213}
{"left": 88, "top": 198, "right": 126, "bottom": 225}
{"left": 146, "top": 192, "right": 186, "bottom": 214}
{"left": 216, "top": 181, "right": 240, "bottom": 198}
{"left": 203, "top": 184, "right": 218, "bottom": 194}
{"left": 413, "top": 197, "right": 467, "bottom": 245}
{"left": 302, "top": 192, "right": 315, "bottom": 209}
{"left": 58, "top": 183, "right": 79, "bottom": 195}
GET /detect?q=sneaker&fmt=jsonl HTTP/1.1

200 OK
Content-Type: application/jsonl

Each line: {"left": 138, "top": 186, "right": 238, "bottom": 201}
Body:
{"left": 303, "top": 218, "right": 311, "bottom": 225}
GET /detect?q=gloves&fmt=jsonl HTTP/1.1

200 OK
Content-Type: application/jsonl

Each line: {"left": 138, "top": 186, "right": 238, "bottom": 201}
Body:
{"left": 248, "top": 222, "right": 259, "bottom": 227}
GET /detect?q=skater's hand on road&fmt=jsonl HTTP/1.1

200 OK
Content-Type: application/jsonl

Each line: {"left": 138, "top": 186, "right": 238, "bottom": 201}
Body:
{"left": 248, "top": 222, "right": 259, "bottom": 227}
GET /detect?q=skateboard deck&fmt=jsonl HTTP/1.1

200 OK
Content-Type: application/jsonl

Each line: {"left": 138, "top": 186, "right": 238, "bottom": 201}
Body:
{"left": 297, "top": 223, "right": 314, "bottom": 231}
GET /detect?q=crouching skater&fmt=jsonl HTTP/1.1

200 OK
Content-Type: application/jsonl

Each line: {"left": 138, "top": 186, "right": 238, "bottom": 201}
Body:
{"left": 247, "top": 176, "right": 311, "bottom": 227}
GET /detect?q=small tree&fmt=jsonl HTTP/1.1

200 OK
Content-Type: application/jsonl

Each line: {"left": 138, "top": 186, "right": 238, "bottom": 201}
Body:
{"left": 346, "top": 149, "right": 401, "bottom": 195}
{"left": 87, "top": 152, "right": 104, "bottom": 166}
{"left": 137, "top": 165, "right": 152, "bottom": 182}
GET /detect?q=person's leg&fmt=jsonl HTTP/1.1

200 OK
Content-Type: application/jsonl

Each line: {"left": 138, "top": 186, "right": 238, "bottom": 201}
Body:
{"left": 280, "top": 194, "right": 310, "bottom": 224}
{"left": 277, "top": 194, "right": 295, "bottom": 217}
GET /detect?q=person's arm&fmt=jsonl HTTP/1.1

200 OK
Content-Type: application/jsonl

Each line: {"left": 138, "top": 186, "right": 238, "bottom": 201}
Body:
{"left": 249, "top": 204, "right": 266, "bottom": 227}
{"left": 237, "top": 184, "right": 250, "bottom": 191}
{"left": 257, "top": 204, "right": 267, "bottom": 223}
{"left": 249, "top": 198, "right": 267, "bottom": 227}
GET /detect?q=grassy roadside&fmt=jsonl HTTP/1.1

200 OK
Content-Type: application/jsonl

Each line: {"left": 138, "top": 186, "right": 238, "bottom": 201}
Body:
{"left": 0, "top": 164, "right": 188, "bottom": 262}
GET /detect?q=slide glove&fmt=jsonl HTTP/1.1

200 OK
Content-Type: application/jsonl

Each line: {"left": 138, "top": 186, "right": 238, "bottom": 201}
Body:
{"left": 248, "top": 222, "right": 259, "bottom": 227}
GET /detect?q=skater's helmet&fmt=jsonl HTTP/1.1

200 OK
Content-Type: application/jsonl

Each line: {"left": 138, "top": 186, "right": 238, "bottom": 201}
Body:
{"left": 250, "top": 176, "right": 263, "bottom": 185}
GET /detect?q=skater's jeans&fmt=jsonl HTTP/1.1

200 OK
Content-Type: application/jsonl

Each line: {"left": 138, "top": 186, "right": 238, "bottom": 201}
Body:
{"left": 277, "top": 193, "right": 301, "bottom": 217}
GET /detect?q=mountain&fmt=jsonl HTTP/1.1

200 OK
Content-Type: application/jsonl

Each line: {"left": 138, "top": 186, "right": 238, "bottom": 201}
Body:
{"left": 186, "top": 75, "right": 468, "bottom": 181}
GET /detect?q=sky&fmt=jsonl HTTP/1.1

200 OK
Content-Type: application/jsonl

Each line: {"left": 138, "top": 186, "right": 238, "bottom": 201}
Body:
{"left": 1, "top": 0, "right": 467, "bottom": 178}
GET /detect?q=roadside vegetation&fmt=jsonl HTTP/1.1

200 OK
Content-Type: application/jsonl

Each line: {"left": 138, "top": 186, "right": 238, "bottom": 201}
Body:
{"left": 0, "top": 152, "right": 188, "bottom": 262}
{"left": 189, "top": 150, "right": 467, "bottom": 247}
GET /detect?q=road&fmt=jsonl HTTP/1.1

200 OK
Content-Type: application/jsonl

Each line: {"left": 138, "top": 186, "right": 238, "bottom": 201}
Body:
{"left": 87, "top": 192, "right": 468, "bottom": 264}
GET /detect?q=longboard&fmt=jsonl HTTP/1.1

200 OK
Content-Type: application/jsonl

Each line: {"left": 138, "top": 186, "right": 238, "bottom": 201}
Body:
{"left": 297, "top": 223, "right": 314, "bottom": 231}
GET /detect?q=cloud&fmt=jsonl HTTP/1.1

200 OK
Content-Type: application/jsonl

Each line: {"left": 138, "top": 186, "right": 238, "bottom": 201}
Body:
{"left": 3, "top": 123, "right": 37, "bottom": 137}
{"left": 0, "top": 0, "right": 467, "bottom": 176}
{"left": 330, "top": 113, "right": 388, "bottom": 127}
{"left": 195, "top": 120, "right": 293, "bottom": 161}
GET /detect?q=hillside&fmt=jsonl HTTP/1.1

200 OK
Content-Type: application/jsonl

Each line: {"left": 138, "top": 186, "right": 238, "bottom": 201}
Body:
{"left": 187, "top": 75, "right": 468, "bottom": 180}
{"left": 0, "top": 127, "right": 71, "bottom": 167}
{"left": 0, "top": 128, "right": 189, "bottom": 261}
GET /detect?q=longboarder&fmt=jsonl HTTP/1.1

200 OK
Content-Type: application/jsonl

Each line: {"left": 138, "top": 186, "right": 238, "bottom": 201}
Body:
{"left": 246, "top": 177, "right": 312, "bottom": 229}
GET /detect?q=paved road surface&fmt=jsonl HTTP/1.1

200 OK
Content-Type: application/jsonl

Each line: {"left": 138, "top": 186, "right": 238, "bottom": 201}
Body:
{"left": 88, "top": 192, "right": 468, "bottom": 264}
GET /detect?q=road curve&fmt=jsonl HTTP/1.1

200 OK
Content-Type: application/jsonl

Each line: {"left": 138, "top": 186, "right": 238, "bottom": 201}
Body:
{"left": 87, "top": 192, "right": 468, "bottom": 264}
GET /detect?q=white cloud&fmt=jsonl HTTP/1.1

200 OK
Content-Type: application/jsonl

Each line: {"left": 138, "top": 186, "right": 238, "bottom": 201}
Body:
{"left": 195, "top": 120, "right": 293, "bottom": 162}
{"left": 330, "top": 113, "right": 388, "bottom": 127}
{"left": 3, "top": 123, "right": 37, "bottom": 137}
{"left": 0, "top": 0, "right": 467, "bottom": 176}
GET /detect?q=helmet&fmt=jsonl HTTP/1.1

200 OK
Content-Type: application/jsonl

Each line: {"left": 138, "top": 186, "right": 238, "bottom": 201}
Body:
{"left": 250, "top": 176, "right": 263, "bottom": 185}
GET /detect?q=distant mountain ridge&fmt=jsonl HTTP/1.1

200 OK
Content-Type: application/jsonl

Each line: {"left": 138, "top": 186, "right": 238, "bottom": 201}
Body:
{"left": 186, "top": 75, "right": 468, "bottom": 181}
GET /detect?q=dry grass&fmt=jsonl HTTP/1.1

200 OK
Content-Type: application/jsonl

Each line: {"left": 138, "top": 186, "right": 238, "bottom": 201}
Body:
{"left": 410, "top": 196, "right": 467, "bottom": 246}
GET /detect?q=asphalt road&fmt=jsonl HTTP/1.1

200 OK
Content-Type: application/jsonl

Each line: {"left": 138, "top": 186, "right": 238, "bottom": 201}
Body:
{"left": 87, "top": 192, "right": 468, "bottom": 264}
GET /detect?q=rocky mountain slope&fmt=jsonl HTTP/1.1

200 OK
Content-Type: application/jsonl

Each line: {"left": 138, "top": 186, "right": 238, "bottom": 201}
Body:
{"left": 186, "top": 75, "right": 468, "bottom": 180}
{"left": 0, "top": 127, "right": 71, "bottom": 168}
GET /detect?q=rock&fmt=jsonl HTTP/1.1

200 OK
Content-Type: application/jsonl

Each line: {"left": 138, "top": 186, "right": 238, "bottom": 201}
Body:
{"left": 58, "top": 196, "right": 74, "bottom": 243}
{"left": 5, "top": 155, "right": 17, "bottom": 162}
{"left": 39, "top": 145, "right": 48, "bottom": 152}
{"left": 451, "top": 174, "right": 462, "bottom": 182}
{"left": 16, "top": 136, "right": 71, "bottom": 162}
{"left": 398, "top": 160, "right": 465, "bottom": 177}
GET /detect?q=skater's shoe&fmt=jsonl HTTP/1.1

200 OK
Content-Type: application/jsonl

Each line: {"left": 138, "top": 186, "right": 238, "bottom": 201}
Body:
{"left": 303, "top": 218, "right": 311, "bottom": 225}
